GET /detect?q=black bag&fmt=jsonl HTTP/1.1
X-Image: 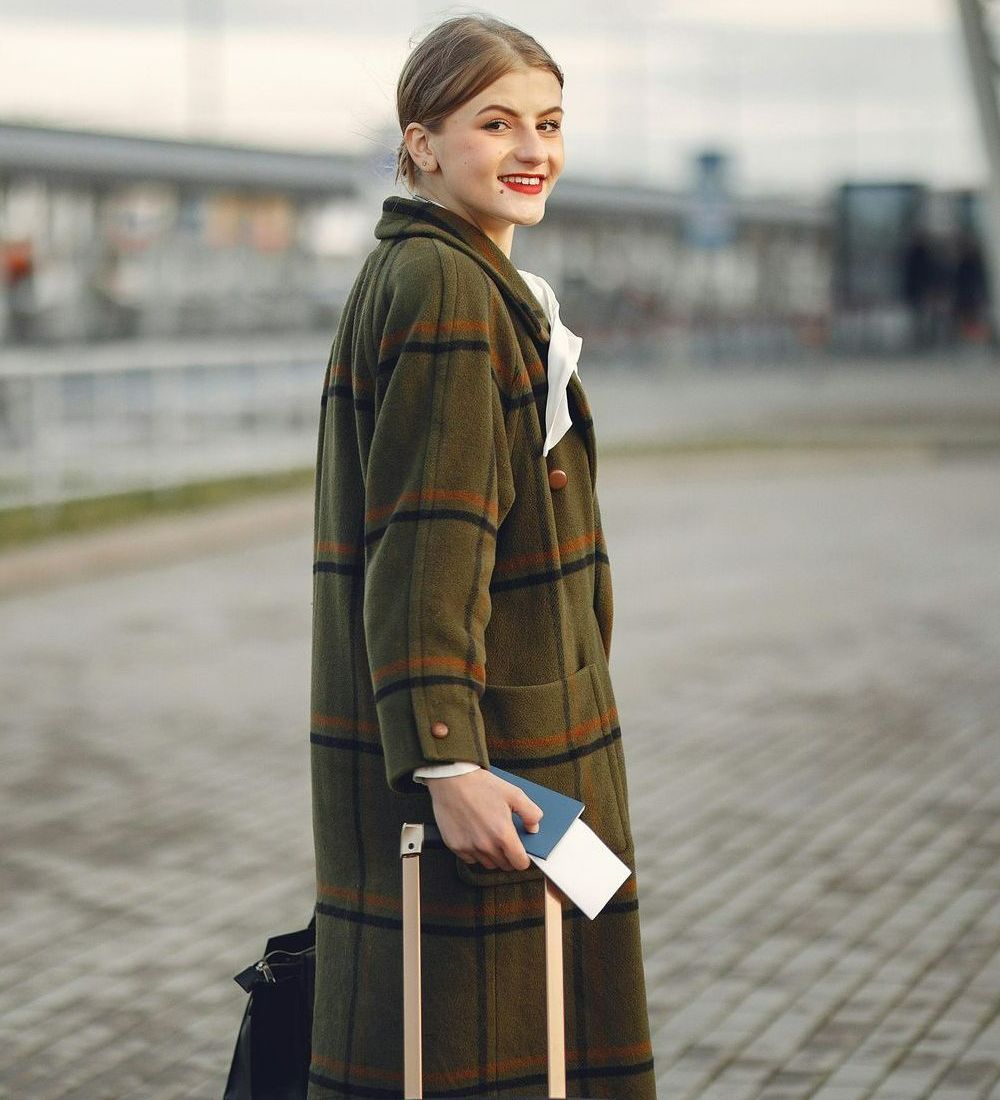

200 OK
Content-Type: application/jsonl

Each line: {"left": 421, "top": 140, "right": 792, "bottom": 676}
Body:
{"left": 223, "top": 914, "right": 316, "bottom": 1100}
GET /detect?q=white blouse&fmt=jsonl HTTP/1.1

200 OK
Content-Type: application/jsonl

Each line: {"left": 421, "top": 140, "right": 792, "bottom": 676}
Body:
{"left": 407, "top": 194, "right": 584, "bottom": 785}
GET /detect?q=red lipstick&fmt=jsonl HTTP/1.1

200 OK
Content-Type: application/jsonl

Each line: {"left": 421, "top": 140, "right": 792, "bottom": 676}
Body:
{"left": 500, "top": 176, "right": 543, "bottom": 194}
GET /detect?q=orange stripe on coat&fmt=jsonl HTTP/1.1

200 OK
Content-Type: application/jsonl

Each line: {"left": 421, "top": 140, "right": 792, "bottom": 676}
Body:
{"left": 488, "top": 709, "right": 617, "bottom": 752}
{"left": 314, "top": 539, "right": 362, "bottom": 556}
{"left": 494, "top": 531, "right": 599, "bottom": 574}
{"left": 370, "top": 654, "right": 485, "bottom": 685}
{"left": 379, "top": 318, "right": 491, "bottom": 357}
{"left": 311, "top": 713, "right": 379, "bottom": 735}
{"left": 365, "top": 488, "right": 498, "bottom": 525}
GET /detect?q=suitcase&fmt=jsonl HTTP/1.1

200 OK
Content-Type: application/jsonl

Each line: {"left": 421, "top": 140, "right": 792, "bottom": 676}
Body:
{"left": 400, "top": 822, "right": 595, "bottom": 1099}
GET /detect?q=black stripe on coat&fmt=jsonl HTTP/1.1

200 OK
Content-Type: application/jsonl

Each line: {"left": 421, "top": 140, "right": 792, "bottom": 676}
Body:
{"left": 364, "top": 508, "right": 498, "bottom": 544}
{"left": 310, "top": 725, "right": 623, "bottom": 770}
{"left": 308, "top": 1057, "right": 655, "bottom": 1098}
{"left": 315, "top": 895, "right": 638, "bottom": 936}
{"left": 488, "top": 549, "right": 609, "bottom": 593}
{"left": 376, "top": 337, "right": 493, "bottom": 378}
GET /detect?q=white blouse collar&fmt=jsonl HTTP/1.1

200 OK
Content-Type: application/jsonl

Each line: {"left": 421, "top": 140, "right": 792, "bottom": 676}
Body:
{"left": 515, "top": 269, "right": 583, "bottom": 457}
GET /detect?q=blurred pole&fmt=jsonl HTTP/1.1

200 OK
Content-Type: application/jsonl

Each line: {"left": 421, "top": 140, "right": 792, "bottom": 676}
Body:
{"left": 955, "top": 0, "right": 1000, "bottom": 339}
{"left": 185, "top": 0, "right": 225, "bottom": 138}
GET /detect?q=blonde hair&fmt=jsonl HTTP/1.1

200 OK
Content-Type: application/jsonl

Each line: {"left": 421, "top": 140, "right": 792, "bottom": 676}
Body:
{"left": 394, "top": 13, "right": 564, "bottom": 193}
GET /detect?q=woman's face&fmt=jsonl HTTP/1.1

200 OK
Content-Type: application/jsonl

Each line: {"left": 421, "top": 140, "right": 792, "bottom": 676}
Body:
{"left": 406, "top": 66, "right": 564, "bottom": 257}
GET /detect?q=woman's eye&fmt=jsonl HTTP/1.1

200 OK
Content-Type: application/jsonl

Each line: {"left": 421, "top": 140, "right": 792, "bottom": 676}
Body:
{"left": 483, "top": 119, "right": 562, "bottom": 132}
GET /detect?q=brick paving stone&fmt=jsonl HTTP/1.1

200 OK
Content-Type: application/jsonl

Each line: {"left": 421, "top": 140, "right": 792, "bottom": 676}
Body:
{"left": 817, "top": 1059, "right": 887, "bottom": 1091}
{"left": 614, "top": 453, "right": 1000, "bottom": 1099}
{"left": 808, "top": 1087, "right": 870, "bottom": 1100}
{"left": 2, "top": 449, "right": 1000, "bottom": 1097}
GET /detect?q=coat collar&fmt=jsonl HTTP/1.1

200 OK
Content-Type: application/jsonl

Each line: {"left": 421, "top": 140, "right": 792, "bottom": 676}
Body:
{"left": 375, "top": 195, "right": 597, "bottom": 487}
{"left": 375, "top": 196, "right": 551, "bottom": 348}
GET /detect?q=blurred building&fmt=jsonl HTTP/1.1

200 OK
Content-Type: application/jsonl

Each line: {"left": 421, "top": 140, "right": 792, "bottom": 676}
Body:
{"left": 834, "top": 181, "right": 993, "bottom": 353}
{"left": 0, "top": 122, "right": 366, "bottom": 345}
{"left": 0, "top": 121, "right": 993, "bottom": 512}
{"left": 0, "top": 119, "right": 835, "bottom": 362}
{"left": 1, "top": 121, "right": 991, "bottom": 360}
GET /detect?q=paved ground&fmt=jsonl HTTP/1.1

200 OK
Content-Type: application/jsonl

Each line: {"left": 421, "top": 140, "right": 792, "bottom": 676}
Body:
{"left": 587, "top": 357, "right": 1000, "bottom": 453}
{"left": 1, "top": 445, "right": 999, "bottom": 1099}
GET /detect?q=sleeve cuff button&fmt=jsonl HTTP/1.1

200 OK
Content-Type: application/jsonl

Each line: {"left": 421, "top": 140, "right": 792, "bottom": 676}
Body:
{"left": 430, "top": 721, "right": 449, "bottom": 738}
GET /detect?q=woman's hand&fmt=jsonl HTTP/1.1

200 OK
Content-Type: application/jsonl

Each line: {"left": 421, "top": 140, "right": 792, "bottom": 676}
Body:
{"left": 425, "top": 769, "right": 544, "bottom": 871}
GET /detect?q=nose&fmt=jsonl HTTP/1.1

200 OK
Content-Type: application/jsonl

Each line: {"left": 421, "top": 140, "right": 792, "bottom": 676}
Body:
{"left": 514, "top": 124, "right": 547, "bottom": 168}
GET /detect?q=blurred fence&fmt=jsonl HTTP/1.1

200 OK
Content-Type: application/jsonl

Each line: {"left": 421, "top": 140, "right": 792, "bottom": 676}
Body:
{"left": 0, "top": 336, "right": 325, "bottom": 509}
{"left": 2, "top": 327, "right": 997, "bottom": 513}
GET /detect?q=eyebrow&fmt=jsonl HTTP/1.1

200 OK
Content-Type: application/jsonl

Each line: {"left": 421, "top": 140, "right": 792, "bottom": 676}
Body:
{"left": 474, "top": 103, "right": 564, "bottom": 117}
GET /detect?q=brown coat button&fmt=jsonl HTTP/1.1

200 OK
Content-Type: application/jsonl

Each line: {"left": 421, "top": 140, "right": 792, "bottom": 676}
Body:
{"left": 548, "top": 467, "right": 568, "bottom": 490}
{"left": 430, "top": 721, "right": 449, "bottom": 738}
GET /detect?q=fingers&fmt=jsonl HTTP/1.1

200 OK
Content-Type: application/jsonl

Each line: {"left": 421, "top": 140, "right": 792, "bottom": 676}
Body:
{"left": 493, "top": 791, "right": 543, "bottom": 870}
{"left": 513, "top": 790, "right": 544, "bottom": 833}
{"left": 458, "top": 833, "right": 522, "bottom": 871}
{"left": 429, "top": 772, "right": 544, "bottom": 872}
{"left": 505, "top": 838, "right": 531, "bottom": 872}
{"left": 482, "top": 790, "right": 542, "bottom": 870}
{"left": 451, "top": 827, "right": 526, "bottom": 871}
{"left": 458, "top": 851, "right": 498, "bottom": 869}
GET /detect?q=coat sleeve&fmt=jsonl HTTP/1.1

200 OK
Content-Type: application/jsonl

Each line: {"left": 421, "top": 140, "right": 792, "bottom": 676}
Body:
{"left": 363, "top": 240, "right": 515, "bottom": 793}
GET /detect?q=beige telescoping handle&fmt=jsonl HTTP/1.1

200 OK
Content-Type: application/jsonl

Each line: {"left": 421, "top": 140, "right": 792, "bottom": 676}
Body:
{"left": 400, "top": 822, "right": 568, "bottom": 1100}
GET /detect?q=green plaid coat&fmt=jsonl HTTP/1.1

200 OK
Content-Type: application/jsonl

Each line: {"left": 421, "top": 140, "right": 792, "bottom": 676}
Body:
{"left": 308, "top": 195, "right": 657, "bottom": 1098}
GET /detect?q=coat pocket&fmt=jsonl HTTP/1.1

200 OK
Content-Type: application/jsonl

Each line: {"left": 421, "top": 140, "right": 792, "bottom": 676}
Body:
{"left": 454, "top": 660, "right": 631, "bottom": 889}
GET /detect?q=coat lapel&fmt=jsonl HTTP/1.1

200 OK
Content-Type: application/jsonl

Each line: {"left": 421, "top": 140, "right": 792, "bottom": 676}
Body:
{"left": 375, "top": 195, "right": 597, "bottom": 487}
{"left": 566, "top": 370, "right": 598, "bottom": 489}
{"left": 375, "top": 196, "right": 551, "bottom": 351}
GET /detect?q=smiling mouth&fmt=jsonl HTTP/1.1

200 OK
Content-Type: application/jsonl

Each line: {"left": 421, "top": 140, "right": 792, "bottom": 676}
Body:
{"left": 499, "top": 175, "right": 546, "bottom": 194}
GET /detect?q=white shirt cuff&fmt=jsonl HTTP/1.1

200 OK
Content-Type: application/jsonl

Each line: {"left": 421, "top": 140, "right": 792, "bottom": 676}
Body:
{"left": 412, "top": 761, "right": 483, "bottom": 784}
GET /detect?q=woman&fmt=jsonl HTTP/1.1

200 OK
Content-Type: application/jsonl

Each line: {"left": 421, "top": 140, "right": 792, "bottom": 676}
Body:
{"left": 309, "top": 14, "right": 657, "bottom": 1099}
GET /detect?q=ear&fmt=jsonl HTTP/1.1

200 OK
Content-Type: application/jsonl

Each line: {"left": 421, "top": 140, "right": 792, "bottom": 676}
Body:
{"left": 403, "top": 122, "right": 436, "bottom": 172}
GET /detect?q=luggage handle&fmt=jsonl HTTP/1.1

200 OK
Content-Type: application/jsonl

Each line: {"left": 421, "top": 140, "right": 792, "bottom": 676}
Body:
{"left": 400, "top": 822, "right": 567, "bottom": 1099}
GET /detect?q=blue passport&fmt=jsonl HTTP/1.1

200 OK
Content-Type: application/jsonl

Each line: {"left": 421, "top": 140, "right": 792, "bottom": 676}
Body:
{"left": 489, "top": 764, "right": 584, "bottom": 859}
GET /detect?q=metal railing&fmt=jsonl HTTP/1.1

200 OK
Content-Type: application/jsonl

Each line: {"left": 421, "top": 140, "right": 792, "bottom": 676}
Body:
{"left": 0, "top": 334, "right": 328, "bottom": 509}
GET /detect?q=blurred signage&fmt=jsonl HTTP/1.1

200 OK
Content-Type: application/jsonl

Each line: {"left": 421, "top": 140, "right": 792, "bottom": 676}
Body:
{"left": 684, "top": 150, "right": 736, "bottom": 249}
{"left": 834, "top": 182, "right": 924, "bottom": 307}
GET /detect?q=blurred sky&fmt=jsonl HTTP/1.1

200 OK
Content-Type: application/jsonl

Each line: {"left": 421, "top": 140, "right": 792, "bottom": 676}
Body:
{"left": 0, "top": 0, "right": 983, "bottom": 200}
